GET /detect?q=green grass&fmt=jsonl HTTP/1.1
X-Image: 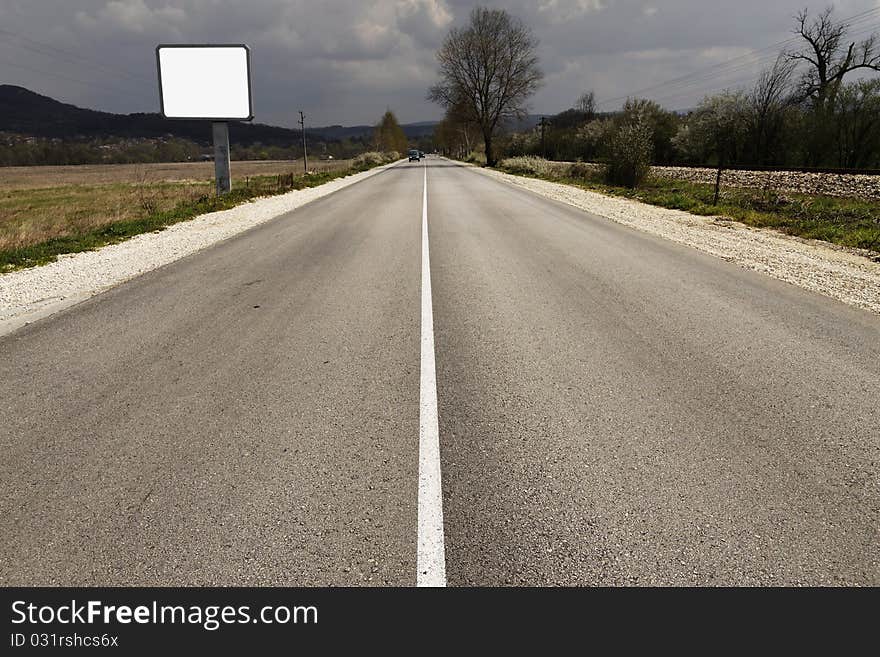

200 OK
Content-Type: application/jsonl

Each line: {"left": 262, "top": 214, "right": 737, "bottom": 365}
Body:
{"left": 498, "top": 166, "right": 880, "bottom": 255}
{"left": 0, "top": 163, "right": 384, "bottom": 272}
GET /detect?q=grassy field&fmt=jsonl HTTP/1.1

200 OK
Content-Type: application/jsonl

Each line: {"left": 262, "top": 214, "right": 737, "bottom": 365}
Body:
{"left": 498, "top": 159, "right": 880, "bottom": 256}
{"left": 0, "top": 156, "right": 383, "bottom": 272}
{"left": 0, "top": 159, "right": 350, "bottom": 190}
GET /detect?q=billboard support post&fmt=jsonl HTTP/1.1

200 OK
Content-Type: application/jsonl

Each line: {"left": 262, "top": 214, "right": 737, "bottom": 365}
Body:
{"left": 212, "top": 122, "right": 232, "bottom": 195}
{"left": 299, "top": 111, "right": 308, "bottom": 174}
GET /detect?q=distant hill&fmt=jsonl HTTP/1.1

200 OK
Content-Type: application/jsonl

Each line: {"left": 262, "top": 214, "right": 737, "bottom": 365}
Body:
{"left": 281, "top": 121, "right": 437, "bottom": 141}
{"left": 0, "top": 85, "right": 307, "bottom": 146}
{"left": 0, "top": 85, "right": 437, "bottom": 145}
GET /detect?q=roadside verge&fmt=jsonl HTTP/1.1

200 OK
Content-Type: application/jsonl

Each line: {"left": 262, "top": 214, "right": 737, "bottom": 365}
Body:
{"left": 0, "top": 160, "right": 402, "bottom": 336}
{"left": 475, "top": 166, "right": 880, "bottom": 316}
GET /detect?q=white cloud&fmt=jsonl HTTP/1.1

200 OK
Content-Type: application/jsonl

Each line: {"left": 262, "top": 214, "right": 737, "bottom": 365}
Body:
{"left": 396, "top": 0, "right": 453, "bottom": 45}
{"left": 536, "top": 0, "right": 605, "bottom": 23}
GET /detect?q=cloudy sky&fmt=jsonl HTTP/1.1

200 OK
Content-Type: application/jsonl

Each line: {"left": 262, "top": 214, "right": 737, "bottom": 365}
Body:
{"left": 1, "top": 0, "right": 879, "bottom": 127}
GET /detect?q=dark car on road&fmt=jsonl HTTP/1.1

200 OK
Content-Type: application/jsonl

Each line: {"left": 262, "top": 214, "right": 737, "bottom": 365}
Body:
{"left": 408, "top": 149, "right": 421, "bottom": 161}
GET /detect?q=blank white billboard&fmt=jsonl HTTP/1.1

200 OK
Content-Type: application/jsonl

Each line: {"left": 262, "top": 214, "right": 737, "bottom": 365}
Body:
{"left": 157, "top": 45, "right": 253, "bottom": 120}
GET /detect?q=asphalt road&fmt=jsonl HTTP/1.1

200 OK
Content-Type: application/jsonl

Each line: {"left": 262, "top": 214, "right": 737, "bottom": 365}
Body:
{"left": 1, "top": 158, "right": 878, "bottom": 586}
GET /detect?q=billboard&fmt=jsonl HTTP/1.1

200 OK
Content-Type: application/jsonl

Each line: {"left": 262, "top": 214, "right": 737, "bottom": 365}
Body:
{"left": 156, "top": 44, "right": 253, "bottom": 121}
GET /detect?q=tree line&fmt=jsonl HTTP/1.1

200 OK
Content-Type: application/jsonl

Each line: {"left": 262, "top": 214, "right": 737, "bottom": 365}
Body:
{"left": 429, "top": 5, "right": 880, "bottom": 178}
{"left": 0, "top": 134, "right": 375, "bottom": 167}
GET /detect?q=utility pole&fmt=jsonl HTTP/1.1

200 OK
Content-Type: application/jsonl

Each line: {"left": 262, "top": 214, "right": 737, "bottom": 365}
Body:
{"left": 538, "top": 116, "right": 550, "bottom": 159}
{"left": 299, "top": 110, "right": 308, "bottom": 174}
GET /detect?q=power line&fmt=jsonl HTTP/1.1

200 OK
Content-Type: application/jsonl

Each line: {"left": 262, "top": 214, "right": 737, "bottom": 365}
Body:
{"left": 596, "top": 41, "right": 797, "bottom": 108}
{"left": 621, "top": 23, "right": 877, "bottom": 108}
{"left": 597, "top": 12, "right": 880, "bottom": 107}
{"left": 595, "top": 6, "right": 880, "bottom": 109}
{"left": 0, "top": 27, "right": 154, "bottom": 85}
{"left": 643, "top": 21, "right": 880, "bottom": 109}
{"left": 1, "top": 58, "right": 154, "bottom": 102}
{"left": 0, "top": 29, "right": 157, "bottom": 106}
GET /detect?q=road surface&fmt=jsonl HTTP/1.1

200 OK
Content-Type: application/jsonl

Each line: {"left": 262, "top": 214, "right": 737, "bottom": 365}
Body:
{"left": 1, "top": 158, "right": 878, "bottom": 586}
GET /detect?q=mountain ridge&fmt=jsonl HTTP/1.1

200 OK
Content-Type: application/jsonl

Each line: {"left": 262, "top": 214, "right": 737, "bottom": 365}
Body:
{"left": 0, "top": 85, "right": 438, "bottom": 145}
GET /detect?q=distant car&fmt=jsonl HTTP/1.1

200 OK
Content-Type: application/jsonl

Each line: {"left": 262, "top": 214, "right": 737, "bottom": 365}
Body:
{"left": 418, "top": 151, "right": 426, "bottom": 159}
{"left": 408, "top": 149, "right": 421, "bottom": 161}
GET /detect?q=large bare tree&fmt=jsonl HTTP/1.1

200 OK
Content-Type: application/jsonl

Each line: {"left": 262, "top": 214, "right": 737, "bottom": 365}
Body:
{"left": 428, "top": 7, "right": 542, "bottom": 166}
{"left": 787, "top": 6, "right": 880, "bottom": 110}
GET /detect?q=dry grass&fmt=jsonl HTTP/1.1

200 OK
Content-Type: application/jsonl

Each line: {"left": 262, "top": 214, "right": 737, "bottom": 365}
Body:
{"left": 0, "top": 159, "right": 352, "bottom": 252}
{"left": 0, "top": 154, "right": 402, "bottom": 271}
{"left": 0, "top": 158, "right": 351, "bottom": 190}
{"left": 0, "top": 181, "right": 211, "bottom": 251}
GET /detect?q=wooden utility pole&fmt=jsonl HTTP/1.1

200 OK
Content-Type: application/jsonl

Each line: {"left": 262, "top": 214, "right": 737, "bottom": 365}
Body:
{"left": 538, "top": 116, "right": 550, "bottom": 159}
{"left": 299, "top": 111, "right": 308, "bottom": 174}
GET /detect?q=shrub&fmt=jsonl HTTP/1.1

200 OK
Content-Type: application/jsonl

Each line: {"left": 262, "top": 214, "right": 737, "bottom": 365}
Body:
{"left": 499, "top": 155, "right": 547, "bottom": 175}
{"left": 352, "top": 151, "right": 398, "bottom": 168}
{"left": 604, "top": 122, "right": 653, "bottom": 188}
{"left": 568, "top": 161, "right": 599, "bottom": 180}
{"left": 577, "top": 117, "right": 615, "bottom": 161}
{"left": 498, "top": 156, "right": 575, "bottom": 178}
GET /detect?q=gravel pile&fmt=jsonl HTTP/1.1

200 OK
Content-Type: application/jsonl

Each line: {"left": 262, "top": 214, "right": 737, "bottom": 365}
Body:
{"left": 478, "top": 167, "right": 880, "bottom": 315}
{"left": 652, "top": 165, "right": 880, "bottom": 200}
{"left": 0, "top": 162, "right": 397, "bottom": 334}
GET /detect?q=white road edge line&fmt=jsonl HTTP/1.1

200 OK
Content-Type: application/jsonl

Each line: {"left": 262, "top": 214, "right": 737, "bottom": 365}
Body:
{"left": 417, "top": 163, "right": 447, "bottom": 587}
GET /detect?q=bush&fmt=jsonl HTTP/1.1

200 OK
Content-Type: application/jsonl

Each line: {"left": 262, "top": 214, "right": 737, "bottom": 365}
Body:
{"left": 604, "top": 122, "right": 653, "bottom": 188}
{"left": 568, "top": 161, "right": 600, "bottom": 180}
{"left": 465, "top": 150, "right": 487, "bottom": 165}
{"left": 577, "top": 118, "right": 615, "bottom": 162}
{"left": 499, "top": 155, "right": 548, "bottom": 175}
{"left": 352, "top": 151, "right": 397, "bottom": 168}
{"left": 498, "top": 156, "right": 568, "bottom": 177}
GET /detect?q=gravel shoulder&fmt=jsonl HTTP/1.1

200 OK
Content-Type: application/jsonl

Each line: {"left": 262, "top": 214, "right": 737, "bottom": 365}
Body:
{"left": 0, "top": 161, "right": 400, "bottom": 335}
{"left": 476, "top": 166, "right": 880, "bottom": 316}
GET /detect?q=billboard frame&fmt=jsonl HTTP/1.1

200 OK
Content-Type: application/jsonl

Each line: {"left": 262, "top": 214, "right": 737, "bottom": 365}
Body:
{"left": 156, "top": 43, "right": 254, "bottom": 122}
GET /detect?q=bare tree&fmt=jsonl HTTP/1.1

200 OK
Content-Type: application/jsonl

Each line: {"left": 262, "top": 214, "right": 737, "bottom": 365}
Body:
{"left": 787, "top": 6, "right": 880, "bottom": 109}
{"left": 749, "top": 55, "right": 796, "bottom": 164}
{"left": 576, "top": 90, "right": 596, "bottom": 119}
{"left": 428, "top": 7, "right": 543, "bottom": 166}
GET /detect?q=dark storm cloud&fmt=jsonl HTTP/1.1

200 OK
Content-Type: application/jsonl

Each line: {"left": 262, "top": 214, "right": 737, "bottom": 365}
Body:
{"left": 1, "top": 0, "right": 878, "bottom": 126}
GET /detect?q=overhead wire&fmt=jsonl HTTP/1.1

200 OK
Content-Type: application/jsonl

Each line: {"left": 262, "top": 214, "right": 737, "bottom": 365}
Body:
{"left": 0, "top": 27, "right": 156, "bottom": 106}
{"left": 646, "top": 21, "right": 880, "bottom": 108}
{"left": 0, "top": 27, "right": 155, "bottom": 85}
{"left": 594, "top": 6, "right": 880, "bottom": 109}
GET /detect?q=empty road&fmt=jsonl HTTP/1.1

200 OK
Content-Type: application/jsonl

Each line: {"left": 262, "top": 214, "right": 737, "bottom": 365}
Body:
{"left": 1, "top": 158, "right": 878, "bottom": 586}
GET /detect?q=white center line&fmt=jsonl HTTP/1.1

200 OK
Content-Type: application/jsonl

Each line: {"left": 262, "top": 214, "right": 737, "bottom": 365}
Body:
{"left": 417, "top": 163, "right": 447, "bottom": 587}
